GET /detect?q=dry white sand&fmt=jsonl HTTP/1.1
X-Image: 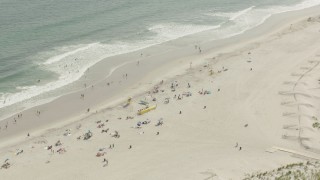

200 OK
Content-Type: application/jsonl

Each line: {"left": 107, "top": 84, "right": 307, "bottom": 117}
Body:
{"left": 1, "top": 6, "right": 320, "bottom": 180}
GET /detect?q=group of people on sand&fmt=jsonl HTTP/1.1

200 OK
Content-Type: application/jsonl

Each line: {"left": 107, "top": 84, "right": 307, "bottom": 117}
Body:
{"left": 122, "top": 73, "right": 128, "bottom": 79}
{"left": 36, "top": 110, "right": 41, "bottom": 116}
{"left": 195, "top": 45, "right": 202, "bottom": 53}
{"left": 1, "top": 51, "right": 227, "bottom": 171}
{"left": 44, "top": 140, "right": 66, "bottom": 154}
{"left": 235, "top": 142, "right": 242, "bottom": 151}
{"left": 0, "top": 112, "right": 24, "bottom": 132}
{"left": 1, "top": 160, "right": 10, "bottom": 169}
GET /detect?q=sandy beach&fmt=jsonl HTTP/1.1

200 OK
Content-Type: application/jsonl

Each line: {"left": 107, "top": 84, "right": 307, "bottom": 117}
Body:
{"left": 1, "top": 5, "right": 320, "bottom": 180}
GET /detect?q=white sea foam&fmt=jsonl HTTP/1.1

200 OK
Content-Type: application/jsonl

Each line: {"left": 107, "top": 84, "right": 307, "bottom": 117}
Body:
{"left": 206, "top": 0, "right": 320, "bottom": 22}
{"left": 204, "top": 0, "right": 320, "bottom": 41}
{"left": 148, "top": 23, "right": 221, "bottom": 41}
{"left": 205, "top": 6, "right": 256, "bottom": 21}
{"left": 0, "top": 43, "right": 146, "bottom": 109}
{"left": 276, "top": 0, "right": 320, "bottom": 13}
{"left": 1, "top": 0, "right": 320, "bottom": 116}
{"left": 0, "top": 22, "right": 220, "bottom": 111}
{"left": 16, "top": 86, "right": 36, "bottom": 90}
{"left": 43, "top": 43, "right": 98, "bottom": 65}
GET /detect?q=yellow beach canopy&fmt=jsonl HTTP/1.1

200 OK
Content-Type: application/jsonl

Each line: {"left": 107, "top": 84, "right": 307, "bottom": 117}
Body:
{"left": 137, "top": 105, "right": 157, "bottom": 115}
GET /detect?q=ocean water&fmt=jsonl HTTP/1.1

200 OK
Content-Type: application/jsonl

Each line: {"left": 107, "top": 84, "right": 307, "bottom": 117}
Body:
{"left": 0, "top": 0, "right": 320, "bottom": 119}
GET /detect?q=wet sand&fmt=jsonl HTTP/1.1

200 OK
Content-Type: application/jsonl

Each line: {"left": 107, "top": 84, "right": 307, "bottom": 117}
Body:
{"left": 1, "top": 5, "right": 320, "bottom": 180}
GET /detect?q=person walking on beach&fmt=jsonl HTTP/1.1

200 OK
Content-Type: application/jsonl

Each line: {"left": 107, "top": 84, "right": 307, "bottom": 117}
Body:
{"left": 103, "top": 159, "right": 108, "bottom": 167}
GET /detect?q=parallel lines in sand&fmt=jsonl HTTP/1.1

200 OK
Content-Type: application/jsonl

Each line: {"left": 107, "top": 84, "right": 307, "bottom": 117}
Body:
{"left": 293, "top": 61, "right": 320, "bottom": 149}
{"left": 266, "top": 146, "right": 320, "bottom": 160}
{"left": 279, "top": 59, "right": 320, "bottom": 152}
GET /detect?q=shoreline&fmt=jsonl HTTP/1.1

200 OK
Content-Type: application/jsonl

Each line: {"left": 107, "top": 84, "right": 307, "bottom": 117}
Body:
{"left": 1, "top": 4, "right": 320, "bottom": 179}
{"left": 1, "top": 3, "right": 320, "bottom": 122}
{"left": 1, "top": 4, "right": 320, "bottom": 148}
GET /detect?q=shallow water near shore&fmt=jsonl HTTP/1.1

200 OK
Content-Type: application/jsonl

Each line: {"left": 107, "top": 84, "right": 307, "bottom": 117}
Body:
{"left": 1, "top": 0, "right": 320, "bottom": 120}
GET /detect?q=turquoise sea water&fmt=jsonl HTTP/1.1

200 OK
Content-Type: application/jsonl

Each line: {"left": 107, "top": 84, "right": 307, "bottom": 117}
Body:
{"left": 0, "top": 0, "right": 319, "bottom": 118}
